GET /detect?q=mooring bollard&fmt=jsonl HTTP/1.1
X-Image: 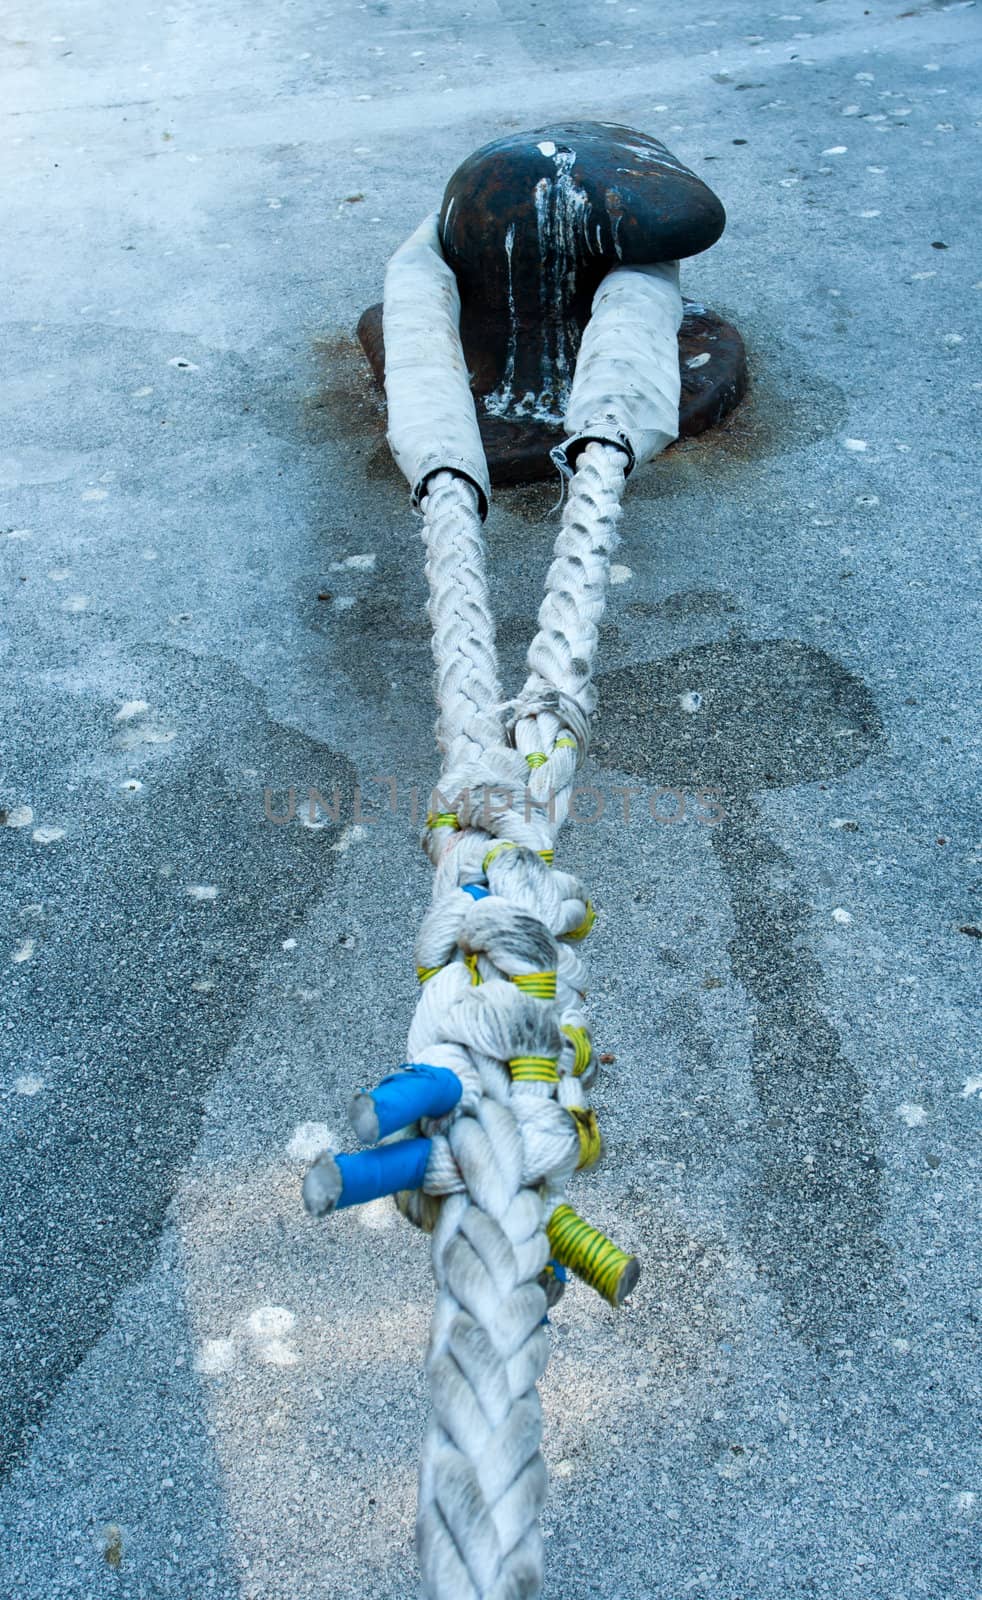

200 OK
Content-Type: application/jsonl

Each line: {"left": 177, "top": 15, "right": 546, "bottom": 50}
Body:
{"left": 358, "top": 120, "right": 746, "bottom": 485}
{"left": 307, "top": 121, "right": 743, "bottom": 1599}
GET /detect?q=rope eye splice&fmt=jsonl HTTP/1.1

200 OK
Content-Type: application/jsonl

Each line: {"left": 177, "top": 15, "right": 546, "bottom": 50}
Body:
{"left": 306, "top": 121, "right": 740, "bottom": 1600}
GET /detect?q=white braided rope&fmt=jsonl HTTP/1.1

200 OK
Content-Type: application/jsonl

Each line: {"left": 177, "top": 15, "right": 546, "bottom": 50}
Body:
{"left": 314, "top": 223, "right": 683, "bottom": 1598}
{"left": 406, "top": 442, "right": 627, "bottom": 1600}
{"left": 406, "top": 258, "right": 682, "bottom": 1597}
{"left": 419, "top": 474, "right": 505, "bottom": 768}
{"left": 512, "top": 444, "right": 629, "bottom": 831}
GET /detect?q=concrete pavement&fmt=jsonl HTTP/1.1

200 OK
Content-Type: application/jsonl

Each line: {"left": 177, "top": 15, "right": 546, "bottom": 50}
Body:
{"left": 1, "top": 1, "right": 979, "bottom": 1595}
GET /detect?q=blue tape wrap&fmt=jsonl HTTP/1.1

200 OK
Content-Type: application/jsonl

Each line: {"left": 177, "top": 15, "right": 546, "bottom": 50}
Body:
{"left": 334, "top": 1138, "right": 432, "bottom": 1209}
{"left": 361, "top": 1065, "right": 462, "bottom": 1141}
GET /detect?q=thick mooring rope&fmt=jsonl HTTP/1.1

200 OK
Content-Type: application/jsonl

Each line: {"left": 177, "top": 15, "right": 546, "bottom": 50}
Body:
{"left": 411, "top": 443, "right": 627, "bottom": 1598}
{"left": 304, "top": 216, "right": 683, "bottom": 1599}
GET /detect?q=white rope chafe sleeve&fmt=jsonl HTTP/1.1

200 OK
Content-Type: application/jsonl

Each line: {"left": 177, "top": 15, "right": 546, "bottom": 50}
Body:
{"left": 306, "top": 234, "right": 688, "bottom": 1600}
{"left": 383, "top": 213, "right": 492, "bottom": 517}
{"left": 552, "top": 260, "right": 683, "bottom": 475}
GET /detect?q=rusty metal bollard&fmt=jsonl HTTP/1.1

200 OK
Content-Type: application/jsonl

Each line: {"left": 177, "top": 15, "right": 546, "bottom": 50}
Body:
{"left": 358, "top": 120, "right": 747, "bottom": 484}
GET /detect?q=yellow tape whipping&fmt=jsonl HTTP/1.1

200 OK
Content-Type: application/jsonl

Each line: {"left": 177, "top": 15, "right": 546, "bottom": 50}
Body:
{"left": 508, "top": 1055, "right": 560, "bottom": 1084}
{"left": 510, "top": 970, "right": 557, "bottom": 999}
{"left": 546, "top": 1203, "right": 639, "bottom": 1306}
{"left": 560, "top": 1023, "right": 592, "bottom": 1076}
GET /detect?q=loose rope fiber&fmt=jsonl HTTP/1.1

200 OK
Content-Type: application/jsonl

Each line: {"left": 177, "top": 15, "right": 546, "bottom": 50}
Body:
{"left": 304, "top": 212, "right": 684, "bottom": 1599}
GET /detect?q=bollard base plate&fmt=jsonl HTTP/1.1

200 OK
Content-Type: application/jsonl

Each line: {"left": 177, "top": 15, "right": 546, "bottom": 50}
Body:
{"left": 356, "top": 299, "right": 747, "bottom": 487}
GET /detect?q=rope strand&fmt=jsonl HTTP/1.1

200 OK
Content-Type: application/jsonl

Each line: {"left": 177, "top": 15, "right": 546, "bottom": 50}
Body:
{"left": 411, "top": 443, "right": 629, "bottom": 1598}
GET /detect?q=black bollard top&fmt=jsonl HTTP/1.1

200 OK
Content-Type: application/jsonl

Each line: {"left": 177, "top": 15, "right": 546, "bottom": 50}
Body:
{"left": 438, "top": 122, "right": 725, "bottom": 421}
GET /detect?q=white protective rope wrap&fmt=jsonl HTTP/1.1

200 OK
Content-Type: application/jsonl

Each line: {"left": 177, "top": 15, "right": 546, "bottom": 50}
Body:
{"left": 552, "top": 261, "right": 683, "bottom": 476}
{"left": 384, "top": 213, "right": 492, "bottom": 518}
{"left": 331, "top": 224, "right": 683, "bottom": 1598}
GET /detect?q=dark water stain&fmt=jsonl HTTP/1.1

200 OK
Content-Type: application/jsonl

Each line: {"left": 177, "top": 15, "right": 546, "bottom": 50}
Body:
{"left": 0, "top": 652, "right": 355, "bottom": 1477}
{"left": 363, "top": 438, "right": 403, "bottom": 486}
{"left": 326, "top": 588, "right": 433, "bottom": 706}
{"left": 595, "top": 637, "right": 892, "bottom": 1346}
{"left": 712, "top": 803, "right": 891, "bottom": 1345}
{"left": 595, "top": 637, "right": 882, "bottom": 800}
{"left": 306, "top": 334, "right": 386, "bottom": 444}
{"left": 305, "top": 335, "right": 403, "bottom": 495}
